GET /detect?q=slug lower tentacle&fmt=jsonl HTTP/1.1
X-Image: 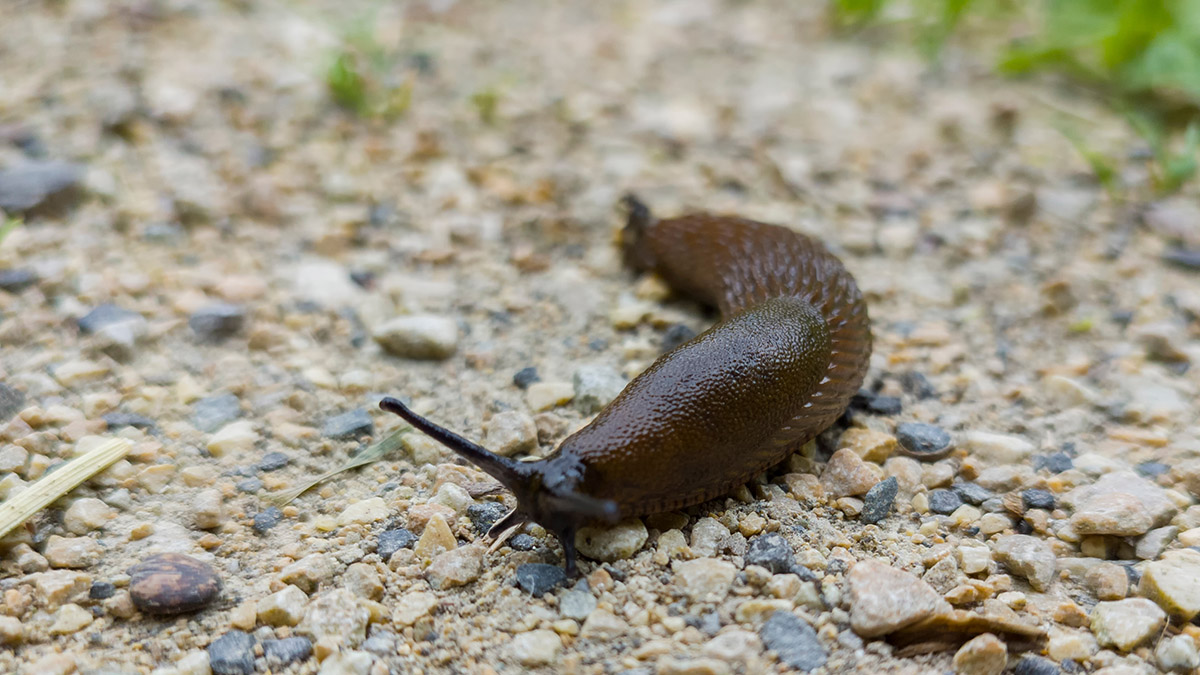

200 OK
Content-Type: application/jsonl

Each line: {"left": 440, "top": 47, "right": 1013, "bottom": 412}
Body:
{"left": 381, "top": 196, "right": 871, "bottom": 575}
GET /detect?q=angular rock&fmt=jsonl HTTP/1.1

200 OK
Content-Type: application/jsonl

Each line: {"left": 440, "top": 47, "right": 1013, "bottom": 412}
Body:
{"left": 189, "top": 303, "right": 246, "bottom": 341}
{"left": 1090, "top": 598, "right": 1165, "bottom": 651}
{"left": 847, "top": 560, "right": 943, "bottom": 638}
{"left": 515, "top": 563, "right": 567, "bottom": 596}
{"left": 207, "top": 630, "right": 255, "bottom": 675}
{"left": 861, "top": 476, "right": 898, "bottom": 525}
{"left": 426, "top": 544, "right": 484, "bottom": 589}
{"left": 1065, "top": 471, "right": 1176, "bottom": 537}
{"left": 575, "top": 518, "right": 647, "bottom": 562}
{"left": 760, "top": 611, "right": 826, "bottom": 671}
{"left": 509, "top": 629, "right": 561, "bottom": 666}
{"left": 895, "top": 423, "right": 953, "bottom": 460}
{"left": 952, "top": 633, "right": 1007, "bottom": 675}
{"left": 1138, "top": 549, "right": 1200, "bottom": 621}
{"left": 373, "top": 315, "right": 458, "bottom": 360}
{"left": 993, "top": 535, "right": 1056, "bottom": 592}
{"left": 262, "top": 637, "right": 312, "bottom": 666}
{"left": 322, "top": 409, "right": 373, "bottom": 439}
{"left": 674, "top": 559, "right": 737, "bottom": 602}
{"left": 821, "top": 448, "right": 879, "bottom": 498}
{"left": 572, "top": 364, "right": 627, "bottom": 414}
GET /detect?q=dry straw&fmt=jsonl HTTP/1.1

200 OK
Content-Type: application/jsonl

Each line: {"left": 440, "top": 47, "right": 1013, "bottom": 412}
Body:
{"left": 0, "top": 438, "right": 131, "bottom": 539}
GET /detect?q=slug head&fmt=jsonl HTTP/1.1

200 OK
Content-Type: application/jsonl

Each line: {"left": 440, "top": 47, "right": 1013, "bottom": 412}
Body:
{"left": 379, "top": 397, "right": 619, "bottom": 575}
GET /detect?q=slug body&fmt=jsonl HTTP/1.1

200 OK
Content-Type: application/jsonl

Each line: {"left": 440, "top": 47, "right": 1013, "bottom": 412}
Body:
{"left": 382, "top": 197, "right": 871, "bottom": 574}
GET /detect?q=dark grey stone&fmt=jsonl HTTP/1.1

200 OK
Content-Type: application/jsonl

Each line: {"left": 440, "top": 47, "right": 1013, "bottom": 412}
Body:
{"left": 861, "top": 476, "right": 898, "bottom": 525}
{"left": 0, "top": 382, "right": 25, "bottom": 423}
{"left": 89, "top": 581, "right": 116, "bottom": 600}
{"left": 262, "top": 636, "right": 312, "bottom": 666}
{"left": 377, "top": 528, "right": 417, "bottom": 560}
{"left": 1136, "top": 461, "right": 1170, "bottom": 477}
{"left": 928, "top": 489, "right": 963, "bottom": 514}
{"left": 322, "top": 408, "right": 373, "bottom": 439}
{"left": 866, "top": 395, "right": 902, "bottom": 415}
{"left": 236, "top": 478, "right": 262, "bottom": 494}
{"left": 257, "top": 451, "right": 289, "bottom": 472}
{"left": 512, "top": 366, "right": 540, "bottom": 389}
{"left": 0, "top": 160, "right": 84, "bottom": 213}
{"left": 515, "top": 563, "right": 566, "bottom": 596}
{"left": 760, "top": 610, "right": 826, "bottom": 671}
{"left": 252, "top": 507, "right": 282, "bottom": 534}
{"left": 189, "top": 303, "right": 246, "bottom": 341}
{"left": 661, "top": 323, "right": 696, "bottom": 351}
{"left": 895, "top": 422, "right": 952, "bottom": 459}
{"left": 1034, "top": 452, "right": 1073, "bottom": 473}
{"left": 1013, "top": 654, "right": 1061, "bottom": 675}
{"left": 899, "top": 371, "right": 937, "bottom": 398}
{"left": 0, "top": 268, "right": 37, "bottom": 293}
{"left": 1164, "top": 248, "right": 1200, "bottom": 270}
{"left": 467, "top": 501, "right": 508, "bottom": 534}
{"left": 1022, "top": 489, "right": 1056, "bottom": 511}
{"left": 952, "top": 482, "right": 993, "bottom": 506}
{"left": 508, "top": 534, "right": 536, "bottom": 551}
{"left": 102, "top": 412, "right": 156, "bottom": 430}
{"left": 745, "top": 532, "right": 795, "bottom": 574}
{"left": 78, "top": 304, "right": 142, "bottom": 333}
{"left": 207, "top": 630, "right": 256, "bottom": 675}
{"left": 193, "top": 394, "right": 241, "bottom": 433}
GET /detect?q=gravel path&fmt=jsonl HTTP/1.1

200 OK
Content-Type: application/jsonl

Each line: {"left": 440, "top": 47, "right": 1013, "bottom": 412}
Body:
{"left": 2, "top": 1, "right": 1199, "bottom": 674}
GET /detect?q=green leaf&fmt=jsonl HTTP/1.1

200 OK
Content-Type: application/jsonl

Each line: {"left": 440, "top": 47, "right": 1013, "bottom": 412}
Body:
{"left": 1122, "top": 30, "right": 1200, "bottom": 101}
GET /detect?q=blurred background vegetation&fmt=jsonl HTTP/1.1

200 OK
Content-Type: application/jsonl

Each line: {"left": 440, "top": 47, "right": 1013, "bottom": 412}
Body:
{"left": 831, "top": 0, "right": 1200, "bottom": 195}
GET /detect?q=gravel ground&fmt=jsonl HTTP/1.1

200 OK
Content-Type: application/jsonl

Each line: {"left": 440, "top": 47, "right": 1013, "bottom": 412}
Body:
{"left": 2, "top": 1, "right": 1200, "bottom": 674}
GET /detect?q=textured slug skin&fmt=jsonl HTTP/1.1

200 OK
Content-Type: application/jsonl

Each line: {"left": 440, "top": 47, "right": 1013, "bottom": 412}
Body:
{"left": 546, "top": 212, "right": 872, "bottom": 515}
{"left": 380, "top": 205, "right": 871, "bottom": 573}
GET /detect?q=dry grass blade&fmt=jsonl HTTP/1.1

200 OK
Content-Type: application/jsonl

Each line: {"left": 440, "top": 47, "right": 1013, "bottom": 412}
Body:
{"left": 267, "top": 426, "right": 411, "bottom": 506}
{"left": 0, "top": 438, "right": 132, "bottom": 539}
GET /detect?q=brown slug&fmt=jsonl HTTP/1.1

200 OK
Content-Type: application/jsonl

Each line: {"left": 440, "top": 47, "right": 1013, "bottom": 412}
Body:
{"left": 381, "top": 195, "right": 871, "bottom": 575}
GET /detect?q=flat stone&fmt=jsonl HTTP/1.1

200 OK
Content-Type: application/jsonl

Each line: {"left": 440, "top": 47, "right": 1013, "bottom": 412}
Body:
{"left": 895, "top": 423, "right": 953, "bottom": 460}
{"left": 1136, "top": 526, "right": 1178, "bottom": 560}
{"left": 392, "top": 591, "right": 438, "bottom": 626}
{"left": 574, "top": 518, "right": 647, "bottom": 561}
{"left": 961, "top": 431, "right": 1034, "bottom": 464}
{"left": 0, "top": 268, "right": 37, "bottom": 293}
{"left": 467, "top": 501, "right": 508, "bottom": 534}
{"left": 525, "top": 381, "right": 575, "bottom": 411}
{"left": 759, "top": 611, "right": 826, "bottom": 672}
{"left": 0, "top": 160, "right": 84, "bottom": 213}
{"left": 952, "top": 482, "right": 994, "bottom": 506}
{"left": 1066, "top": 471, "right": 1175, "bottom": 537}
{"left": 515, "top": 563, "right": 567, "bottom": 596}
{"left": 257, "top": 585, "right": 308, "bottom": 627}
{"left": 861, "top": 476, "right": 898, "bottom": 525}
{"left": 674, "top": 559, "right": 737, "bottom": 602}
{"left": 322, "top": 409, "right": 374, "bottom": 439}
{"left": 49, "top": 603, "right": 93, "bottom": 635}
{"left": 580, "top": 608, "right": 628, "bottom": 639}
{"left": 102, "top": 412, "right": 155, "bottom": 429}
{"left": 189, "top": 303, "right": 246, "bottom": 341}
{"left": 847, "top": 560, "right": 943, "bottom": 638}
{"left": 928, "top": 488, "right": 963, "bottom": 514}
{"left": 993, "top": 535, "right": 1056, "bottom": 592}
{"left": 279, "top": 554, "right": 334, "bottom": 593}
{"left": 43, "top": 535, "right": 102, "bottom": 569}
{"left": 373, "top": 315, "right": 459, "bottom": 360}
{"left": 572, "top": 364, "right": 627, "bottom": 414}
{"left": 262, "top": 637, "right": 312, "bottom": 666}
{"left": 207, "top": 630, "right": 256, "bottom": 675}
{"left": 1139, "top": 549, "right": 1200, "bottom": 620}
{"left": 207, "top": 420, "right": 258, "bottom": 456}
{"left": 297, "top": 589, "right": 369, "bottom": 647}
{"left": 839, "top": 428, "right": 897, "bottom": 463}
{"left": 820, "top": 448, "right": 879, "bottom": 498}
{"left": 1090, "top": 598, "right": 1165, "bottom": 651}
{"left": 129, "top": 553, "right": 222, "bottom": 615}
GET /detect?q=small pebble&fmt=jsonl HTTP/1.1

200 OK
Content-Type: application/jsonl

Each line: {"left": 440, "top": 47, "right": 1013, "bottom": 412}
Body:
{"left": 1090, "top": 597, "right": 1165, "bottom": 651}
{"left": 426, "top": 544, "right": 484, "bottom": 589}
{"left": 257, "top": 585, "right": 308, "bottom": 627}
{"left": 744, "top": 532, "right": 795, "bottom": 574}
{"left": 372, "top": 314, "right": 459, "bottom": 360}
{"left": 960, "top": 431, "right": 1034, "bottom": 463}
{"left": 895, "top": 422, "right": 953, "bottom": 460}
{"left": 572, "top": 364, "right": 627, "bottom": 414}
{"left": 483, "top": 410, "right": 538, "bottom": 456}
{"left": 207, "top": 420, "right": 258, "bottom": 456}
{"left": 861, "top": 476, "right": 898, "bottom": 525}
{"left": 129, "top": 553, "right": 222, "bottom": 615}
{"left": 253, "top": 507, "right": 283, "bottom": 534}
{"left": 1012, "top": 655, "right": 1060, "bottom": 675}
{"left": 952, "top": 482, "right": 994, "bottom": 506}
{"left": 189, "top": 303, "right": 247, "bottom": 341}
{"left": 63, "top": 497, "right": 114, "bottom": 534}
{"left": 1156, "top": 634, "right": 1200, "bottom": 672}
{"left": 820, "top": 448, "right": 879, "bottom": 498}
{"left": 759, "top": 611, "right": 826, "bottom": 672}
{"left": 89, "top": 581, "right": 116, "bottom": 600}
{"left": 338, "top": 497, "right": 388, "bottom": 525}
{"left": 0, "top": 382, "right": 25, "bottom": 422}
{"left": 1164, "top": 248, "right": 1200, "bottom": 270}
{"left": 509, "top": 629, "right": 561, "bottom": 666}
{"left": 377, "top": 528, "right": 417, "bottom": 560}
{"left": 392, "top": 591, "right": 438, "bottom": 626}
{"left": 0, "top": 159, "right": 84, "bottom": 213}
{"left": 78, "top": 304, "right": 142, "bottom": 334}
{"left": 322, "top": 409, "right": 373, "bottom": 439}
{"left": 509, "top": 534, "right": 536, "bottom": 551}
{"left": 864, "top": 395, "right": 902, "bottom": 415}
{"left": 847, "top": 560, "right": 942, "bottom": 637}
{"left": 575, "top": 518, "right": 647, "bottom": 561}
{"left": 515, "top": 563, "right": 567, "bottom": 596}
{"left": 207, "top": 630, "right": 256, "bottom": 675}
{"left": 1138, "top": 549, "right": 1200, "bottom": 621}
{"left": 0, "top": 268, "right": 37, "bottom": 293}
{"left": 467, "top": 502, "right": 508, "bottom": 534}
{"left": 952, "top": 633, "right": 1007, "bottom": 675}
{"left": 1136, "top": 461, "right": 1170, "bottom": 477}
{"left": 526, "top": 381, "right": 575, "bottom": 411}
{"left": 674, "top": 559, "right": 737, "bottom": 602}
{"left": 262, "top": 636, "right": 313, "bottom": 666}
{"left": 43, "top": 535, "right": 102, "bottom": 568}
{"left": 193, "top": 394, "right": 241, "bottom": 433}
{"left": 512, "top": 366, "right": 540, "bottom": 389}
{"left": 258, "top": 451, "right": 289, "bottom": 471}
{"left": 993, "top": 535, "right": 1056, "bottom": 592}
{"left": 1033, "top": 452, "right": 1073, "bottom": 473}
{"left": 559, "top": 589, "right": 597, "bottom": 620}
{"left": 661, "top": 323, "right": 696, "bottom": 351}
{"left": 928, "top": 488, "right": 963, "bottom": 514}
{"left": 102, "top": 412, "right": 155, "bottom": 429}
{"left": 236, "top": 478, "right": 262, "bottom": 494}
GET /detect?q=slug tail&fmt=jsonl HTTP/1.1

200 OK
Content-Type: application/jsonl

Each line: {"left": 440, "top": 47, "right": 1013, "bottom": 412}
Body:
{"left": 379, "top": 397, "right": 531, "bottom": 492}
